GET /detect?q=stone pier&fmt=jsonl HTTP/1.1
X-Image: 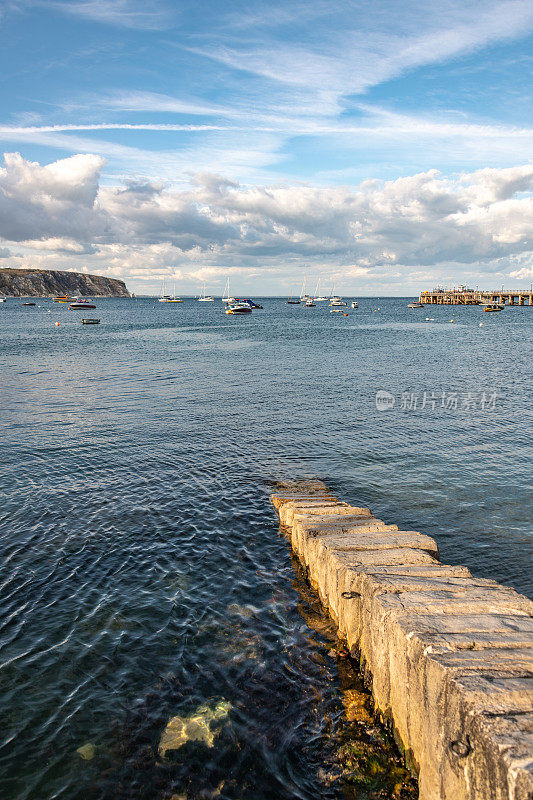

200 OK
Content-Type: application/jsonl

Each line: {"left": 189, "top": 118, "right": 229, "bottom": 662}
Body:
{"left": 272, "top": 481, "right": 533, "bottom": 800}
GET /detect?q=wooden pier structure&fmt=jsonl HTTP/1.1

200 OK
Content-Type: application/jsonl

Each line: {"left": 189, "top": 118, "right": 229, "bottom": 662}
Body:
{"left": 419, "top": 288, "right": 533, "bottom": 306}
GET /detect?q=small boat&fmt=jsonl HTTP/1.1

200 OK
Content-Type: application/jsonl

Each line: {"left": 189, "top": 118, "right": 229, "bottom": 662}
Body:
{"left": 330, "top": 307, "right": 347, "bottom": 313}
{"left": 22, "top": 301, "right": 36, "bottom": 306}
{"left": 351, "top": 301, "right": 358, "bottom": 308}
{"left": 329, "top": 297, "right": 347, "bottom": 307}
{"left": 407, "top": 301, "right": 424, "bottom": 308}
{"left": 222, "top": 278, "right": 235, "bottom": 303}
{"left": 313, "top": 278, "right": 329, "bottom": 302}
{"left": 287, "top": 289, "right": 300, "bottom": 304}
{"left": 198, "top": 282, "right": 214, "bottom": 302}
{"left": 305, "top": 299, "right": 316, "bottom": 307}
{"left": 234, "top": 298, "right": 263, "bottom": 309}
{"left": 225, "top": 302, "right": 252, "bottom": 314}
{"left": 82, "top": 318, "right": 100, "bottom": 324}
{"left": 483, "top": 303, "right": 504, "bottom": 312}
{"left": 0, "top": 297, "right": 6, "bottom": 303}
{"left": 69, "top": 302, "right": 96, "bottom": 309}
{"left": 53, "top": 295, "right": 71, "bottom": 303}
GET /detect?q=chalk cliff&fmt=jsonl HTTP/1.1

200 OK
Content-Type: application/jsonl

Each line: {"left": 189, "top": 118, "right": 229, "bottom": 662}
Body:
{"left": 0, "top": 268, "right": 130, "bottom": 297}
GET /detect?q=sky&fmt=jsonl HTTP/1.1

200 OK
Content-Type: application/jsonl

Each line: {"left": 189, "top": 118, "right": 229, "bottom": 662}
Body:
{"left": 0, "top": 0, "right": 532, "bottom": 295}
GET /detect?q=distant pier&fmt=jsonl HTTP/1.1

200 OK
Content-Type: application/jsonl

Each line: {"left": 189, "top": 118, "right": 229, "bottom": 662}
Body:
{"left": 419, "top": 288, "right": 533, "bottom": 306}
{"left": 272, "top": 480, "right": 533, "bottom": 800}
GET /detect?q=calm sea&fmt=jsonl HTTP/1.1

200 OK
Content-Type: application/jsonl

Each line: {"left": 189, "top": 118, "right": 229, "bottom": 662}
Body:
{"left": 1, "top": 296, "right": 531, "bottom": 799}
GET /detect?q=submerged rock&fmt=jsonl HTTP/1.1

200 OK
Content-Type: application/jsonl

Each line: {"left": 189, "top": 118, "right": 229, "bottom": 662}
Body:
{"left": 158, "top": 700, "right": 232, "bottom": 758}
{"left": 76, "top": 742, "right": 96, "bottom": 761}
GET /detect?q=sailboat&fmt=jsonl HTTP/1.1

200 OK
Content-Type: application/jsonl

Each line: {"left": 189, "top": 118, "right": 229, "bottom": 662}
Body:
{"left": 313, "top": 277, "right": 329, "bottom": 301}
{"left": 197, "top": 282, "right": 214, "bottom": 302}
{"left": 166, "top": 281, "right": 182, "bottom": 302}
{"left": 158, "top": 278, "right": 172, "bottom": 302}
{"left": 329, "top": 281, "right": 347, "bottom": 307}
{"left": 287, "top": 289, "right": 300, "bottom": 304}
{"left": 300, "top": 276, "right": 311, "bottom": 302}
{"left": 222, "top": 278, "right": 235, "bottom": 303}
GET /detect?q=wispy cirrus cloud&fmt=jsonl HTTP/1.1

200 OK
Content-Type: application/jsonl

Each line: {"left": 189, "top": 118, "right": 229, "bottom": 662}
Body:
{"left": 44, "top": 0, "right": 173, "bottom": 30}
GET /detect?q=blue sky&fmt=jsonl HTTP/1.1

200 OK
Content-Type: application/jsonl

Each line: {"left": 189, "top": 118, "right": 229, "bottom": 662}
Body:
{"left": 0, "top": 0, "right": 532, "bottom": 294}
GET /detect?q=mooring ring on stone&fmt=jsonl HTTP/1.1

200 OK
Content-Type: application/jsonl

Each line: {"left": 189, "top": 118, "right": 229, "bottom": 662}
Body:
{"left": 450, "top": 738, "right": 471, "bottom": 757}
{"left": 341, "top": 591, "right": 361, "bottom": 599}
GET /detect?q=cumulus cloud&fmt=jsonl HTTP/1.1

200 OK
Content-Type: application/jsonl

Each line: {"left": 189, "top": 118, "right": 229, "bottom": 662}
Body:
{"left": 0, "top": 152, "right": 106, "bottom": 242}
{"left": 1, "top": 152, "right": 532, "bottom": 289}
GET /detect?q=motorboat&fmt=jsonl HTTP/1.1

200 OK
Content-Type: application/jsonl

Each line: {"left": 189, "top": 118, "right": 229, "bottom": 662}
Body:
{"left": 305, "top": 299, "right": 316, "bottom": 307}
{"left": 0, "top": 297, "right": 6, "bottom": 302}
{"left": 22, "top": 301, "right": 36, "bottom": 306}
{"left": 329, "top": 297, "right": 347, "bottom": 307}
{"left": 53, "top": 295, "right": 72, "bottom": 303}
{"left": 69, "top": 302, "right": 96, "bottom": 309}
{"left": 483, "top": 303, "right": 504, "bottom": 312}
{"left": 233, "top": 298, "right": 262, "bottom": 309}
{"left": 225, "top": 302, "right": 252, "bottom": 314}
{"left": 407, "top": 301, "right": 424, "bottom": 308}
{"left": 82, "top": 318, "right": 100, "bottom": 324}
{"left": 351, "top": 301, "right": 358, "bottom": 308}
{"left": 330, "top": 307, "right": 348, "bottom": 313}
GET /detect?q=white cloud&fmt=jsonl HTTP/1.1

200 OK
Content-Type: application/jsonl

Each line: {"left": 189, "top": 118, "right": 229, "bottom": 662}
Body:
{"left": 509, "top": 265, "right": 533, "bottom": 280}
{"left": 45, "top": 0, "right": 173, "bottom": 30}
{"left": 1, "top": 152, "right": 532, "bottom": 292}
{"left": 191, "top": 0, "right": 533, "bottom": 107}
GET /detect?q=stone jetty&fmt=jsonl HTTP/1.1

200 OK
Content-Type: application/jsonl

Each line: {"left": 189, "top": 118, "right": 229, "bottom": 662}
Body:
{"left": 272, "top": 480, "right": 533, "bottom": 800}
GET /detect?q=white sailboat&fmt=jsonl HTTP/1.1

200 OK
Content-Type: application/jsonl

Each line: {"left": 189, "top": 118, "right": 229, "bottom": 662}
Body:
{"left": 166, "top": 281, "right": 182, "bottom": 302}
{"left": 313, "top": 277, "right": 329, "bottom": 301}
{"left": 329, "top": 281, "right": 347, "bottom": 307}
{"left": 197, "top": 282, "right": 214, "bottom": 302}
{"left": 221, "top": 278, "right": 235, "bottom": 303}
{"left": 300, "top": 275, "right": 311, "bottom": 302}
{"left": 158, "top": 278, "right": 172, "bottom": 302}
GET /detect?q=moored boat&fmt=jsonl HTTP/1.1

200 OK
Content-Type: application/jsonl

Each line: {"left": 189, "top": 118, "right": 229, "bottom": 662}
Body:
{"left": 329, "top": 296, "right": 347, "bottom": 307}
{"left": 351, "top": 301, "right": 358, "bottom": 308}
{"left": 82, "top": 318, "right": 100, "bottom": 324}
{"left": 225, "top": 302, "right": 252, "bottom": 314}
{"left": 22, "top": 301, "right": 36, "bottom": 306}
{"left": 483, "top": 303, "right": 504, "bottom": 312}
{"left": 407, "top": 301, "right": 424, "bottom": 308}
{"left": 233, "top": 298, "right": 262, "bottom": 309}
{"left": 69, "top": 302, "right": 96, "bottom": 309}
{"left": 222, "top": 278, "right": 235, "bottom": 303}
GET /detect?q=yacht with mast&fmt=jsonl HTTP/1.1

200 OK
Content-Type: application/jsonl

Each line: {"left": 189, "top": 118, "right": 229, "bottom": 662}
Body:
{"left": 313, "top": 277, "right": 329, "bottom": 301}
{"left": 329, "top": 282, "right": 347, "bottom": 307}
{"left": 287, "top": 289, "right": 300, "bottom": 304}
{"left": 222, "top": 278, "right": 235, "bottom": 303}
{"left": 197, "top": 282, "right": 214, "bottom": 302}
